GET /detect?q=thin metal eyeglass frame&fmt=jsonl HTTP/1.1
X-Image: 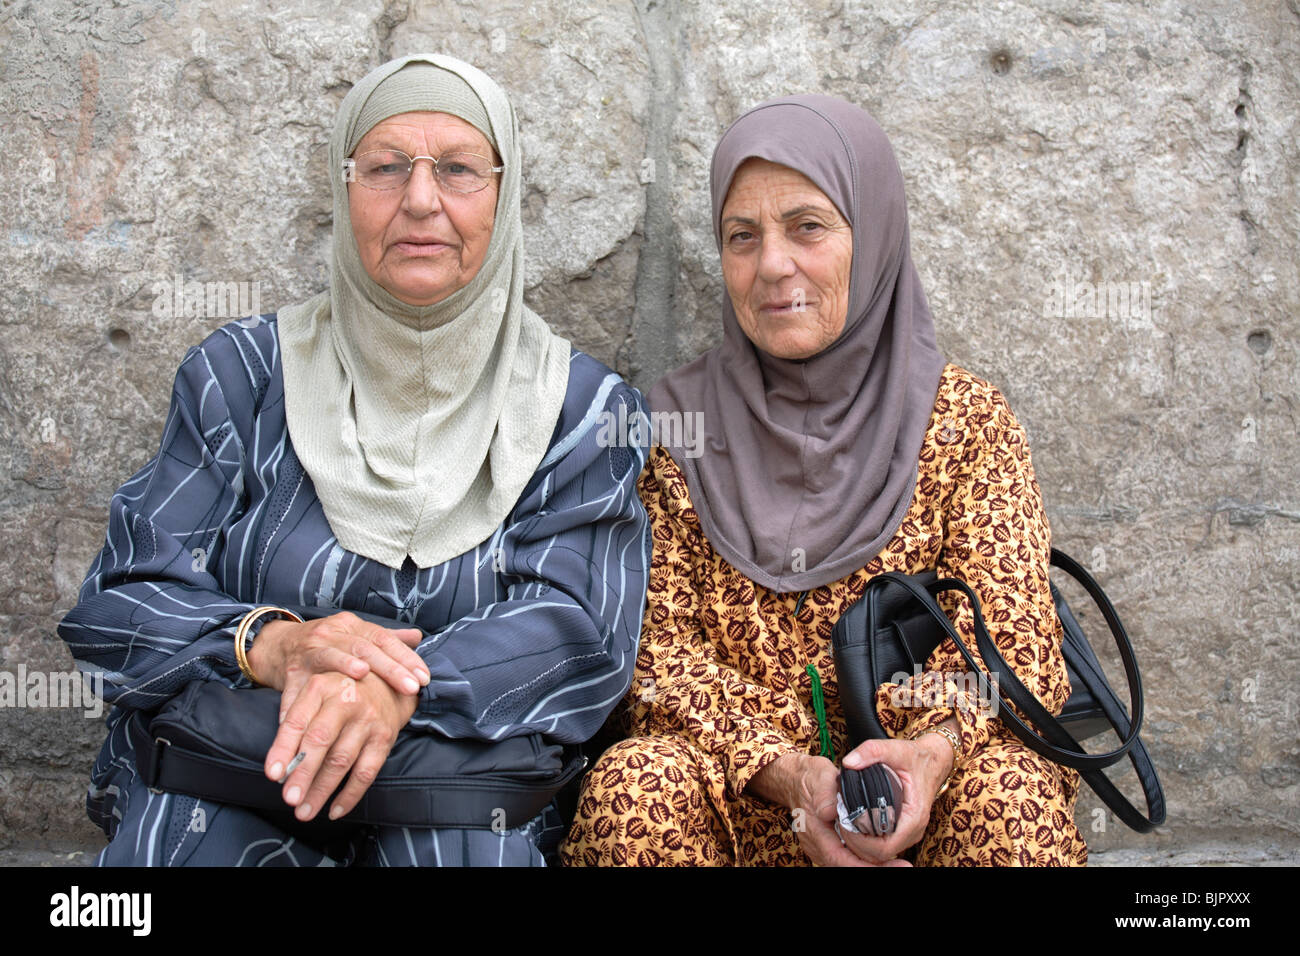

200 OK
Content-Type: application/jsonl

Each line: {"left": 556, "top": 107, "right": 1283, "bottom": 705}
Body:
{"left": 342, "top": 150, "right": 505, "bottom": 194}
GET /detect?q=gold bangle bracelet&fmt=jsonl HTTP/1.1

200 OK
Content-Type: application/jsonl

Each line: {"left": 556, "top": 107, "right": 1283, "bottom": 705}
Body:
{"left": 912, "top": 724, "right": 962, "bottom": 798}
{"left": 234, "top": 605, "right": 304, "bottom": 686}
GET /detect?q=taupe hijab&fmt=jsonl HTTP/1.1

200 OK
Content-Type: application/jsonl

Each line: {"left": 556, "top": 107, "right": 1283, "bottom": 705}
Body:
{"left": 650, "top": 95, "right": 945, "bottom": 593}
{"left": 278, "top": 54, "right": 570, "bottom": 569}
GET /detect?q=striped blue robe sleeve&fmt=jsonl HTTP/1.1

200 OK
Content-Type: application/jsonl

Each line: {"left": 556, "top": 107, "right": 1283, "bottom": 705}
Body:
{"left": 58, "top": 343, "right": 263, "bottom": 709}
{"left": 409, "top": 377, "right": 652, "bottom": 744}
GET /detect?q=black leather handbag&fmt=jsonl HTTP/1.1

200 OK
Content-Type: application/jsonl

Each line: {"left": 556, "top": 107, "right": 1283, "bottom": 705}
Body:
{"left": 125, "top": 605, "right": 586, "bottom": 839}
{"left": 831, "top": 549, "right": 1166, "bottom": 833}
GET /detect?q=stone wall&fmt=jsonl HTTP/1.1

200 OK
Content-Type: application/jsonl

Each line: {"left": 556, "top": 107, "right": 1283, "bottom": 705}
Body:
{"left": 1, "top": 0, "right": 1296, "bottom": 856}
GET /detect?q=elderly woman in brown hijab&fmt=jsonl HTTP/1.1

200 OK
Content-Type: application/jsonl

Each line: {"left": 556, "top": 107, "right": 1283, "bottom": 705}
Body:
{"left": 561, "top": 95, "right": 1087, "bottom": 867}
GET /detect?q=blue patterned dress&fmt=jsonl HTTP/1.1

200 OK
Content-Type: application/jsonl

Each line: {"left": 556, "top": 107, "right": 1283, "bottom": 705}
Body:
{"left": 58, "top": 315, "right": 651, "bottom": 866}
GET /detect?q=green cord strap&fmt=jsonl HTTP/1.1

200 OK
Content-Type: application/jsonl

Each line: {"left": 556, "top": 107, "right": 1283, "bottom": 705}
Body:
{"left": 806, "top": 663, "right": 834, "bottom": 759}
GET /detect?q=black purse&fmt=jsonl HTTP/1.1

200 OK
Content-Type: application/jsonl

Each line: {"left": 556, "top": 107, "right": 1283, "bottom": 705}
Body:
{"left": 126, "top": 605, "right": 587, "bottom": 839}
{"left": 831, "top": 549, "right": 1166, "bottom": 833}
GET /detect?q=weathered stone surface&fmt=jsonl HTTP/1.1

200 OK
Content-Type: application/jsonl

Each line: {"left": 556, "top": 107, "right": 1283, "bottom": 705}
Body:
{"left": 1, "top": 0, "right": 1296, "bottom": 855}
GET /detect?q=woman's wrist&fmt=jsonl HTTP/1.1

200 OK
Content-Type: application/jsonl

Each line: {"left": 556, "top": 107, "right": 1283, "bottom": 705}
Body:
{"left": 245, "top": 616, "right": 294, "bottom": 689}
{"left": 746, "top": 751, "right": 809, "bottom": 810}
{"left": 911, "top": 717, "right": 960, "bottom": 798}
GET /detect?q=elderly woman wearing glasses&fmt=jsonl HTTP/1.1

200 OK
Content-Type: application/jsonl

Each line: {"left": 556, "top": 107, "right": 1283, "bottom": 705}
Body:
{"left": 58, "top": 54, "right": 651, "bottom": 867}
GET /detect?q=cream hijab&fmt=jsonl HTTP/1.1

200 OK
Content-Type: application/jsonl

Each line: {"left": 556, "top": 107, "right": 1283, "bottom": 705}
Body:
{"left": 278, "top": 54, "right": 570, "bottom": 569}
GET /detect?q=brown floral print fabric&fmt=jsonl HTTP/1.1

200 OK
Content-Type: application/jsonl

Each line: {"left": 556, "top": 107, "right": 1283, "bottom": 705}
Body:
{"left": 561, "top": 364, "right": 1087, "bottom": 866}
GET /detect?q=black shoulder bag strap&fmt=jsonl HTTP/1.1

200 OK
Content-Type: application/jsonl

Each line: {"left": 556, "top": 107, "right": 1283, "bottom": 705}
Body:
{"left": 1046, "top": 549, "right": 1166, "bottom": 832}
{"left": 870, "top": 553, "right": 1165, "bottom": 832}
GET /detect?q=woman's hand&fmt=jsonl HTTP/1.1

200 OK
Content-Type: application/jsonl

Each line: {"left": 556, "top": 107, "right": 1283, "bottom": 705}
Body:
{"left": 263, "top": 669, "right": 419, "bottom": 822}
{"left": 748, "top": 753, "right": 911, "bottom": 867}
{"left": 247, "top": 611, "right": 429, "bottom": 719}
{"left": 837, "top": 717, "right": 958, "bottom": 863}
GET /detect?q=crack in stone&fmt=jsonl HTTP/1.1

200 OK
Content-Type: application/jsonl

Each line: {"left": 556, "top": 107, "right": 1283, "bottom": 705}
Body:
{"left": 624, "top": 0, "right": 683, "bottom": 393}
{"left": 1233, "top": 63, "right": 1260, "bottom": 255}
{"left": 1213, "top": 499, "right": 1300, "bottom": 525}
{"left": 376, "top": 0, "right": 412, "bottom": 61}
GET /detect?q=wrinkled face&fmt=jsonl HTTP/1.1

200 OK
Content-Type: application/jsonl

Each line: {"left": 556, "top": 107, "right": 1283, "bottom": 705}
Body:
{"left": 719, "top": 158, "right": 854, "bottom": 360}
{"left": 347, "top": 111, "right": 499, "bottom": 306}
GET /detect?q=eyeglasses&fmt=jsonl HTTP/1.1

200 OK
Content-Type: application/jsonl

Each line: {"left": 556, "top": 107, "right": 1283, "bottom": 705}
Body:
{"left": 342, "top": 149, "right": 504, "bottom": 194}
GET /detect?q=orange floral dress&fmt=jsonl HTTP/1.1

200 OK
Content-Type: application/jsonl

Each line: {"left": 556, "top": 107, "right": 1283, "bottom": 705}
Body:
{"left": 560, "top": 364, "right": 1088, "bottom": 866}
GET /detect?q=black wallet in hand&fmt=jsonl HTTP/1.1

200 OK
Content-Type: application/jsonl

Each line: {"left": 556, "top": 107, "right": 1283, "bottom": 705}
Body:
{"left": 837, "top": 761, "right": 901, "bottom": 837}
